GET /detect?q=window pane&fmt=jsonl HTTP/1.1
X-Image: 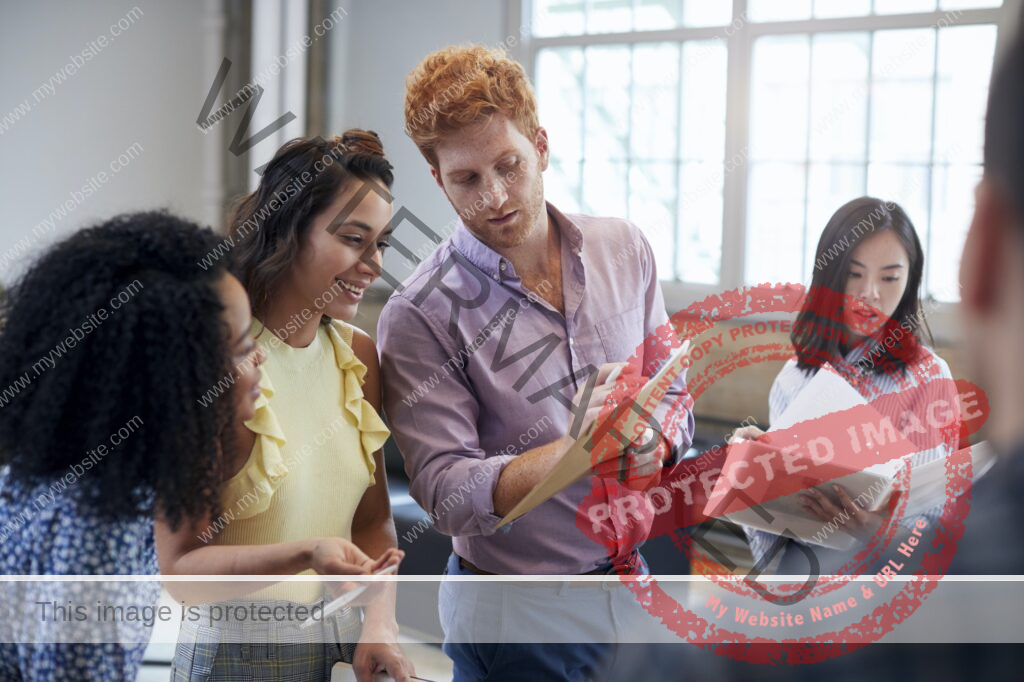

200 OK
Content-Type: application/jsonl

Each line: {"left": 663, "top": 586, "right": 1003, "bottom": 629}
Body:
{"left": 935, "top": 25, "right": 997, "bottom": 166}
{"left": 678, "top": 161, "right": 723, "bottom": 283}
{"left": 872, "top": 29, "right": 936, "bottom": 81}
{"left": 814, "top": 0, "right": 872, "bottom": 18}
{"left": 751, "top": 36, "right": 811, "bottom": 162}
{"left": 537, "top": 48, "right": 584, "bottom": 162}
{"left": 941, "top": 0, "right": 1003, "bottom": 8}
{"left": 530, "top": 2, "right": 1004, "bottom": 292}
{"left": 632, "top": 44, "right": 680, "bottom": 162}
{"left": 809, "top": 33, "right": 871, "bottom": 162}
{"left": 682, "top": 0, "right": 733, "bottom": 27}
{"left": 867, "top": 163, "right": 931, "bottom": 238}
{"left": 806, "top": 163, "right": 867, "bottom": 276}
{"left": 875, "top": 0, "right": 938, "bottom": 13}
{"left": 630, "top": 162, "right": 677, "bottom": 278}
{"left": 532, "top": 0, "right": 585, "bottom": 37}
{"left": 635, "top": 0, "right": 682, "bottom": 31}
{"left": 583, "top": 46, "right": 631, "bottom": 160}
{"left": 749, "top": 0, "right": 812, "bottom": 22}
{"left": 547, "top": 158, "right": 583, "bottom": 214}
{"left": 870, "top": 30, "right": 936, "bottom": 164}
{"left": 681, "top": 41, "right": 728, "bottom": 161}
{"left": 588, "top": 0, "right": 634, "bottom": 33}
{"left": 746, "top": 163, "right": 807, "bottom": 285}
{"left": 928, "top": 164, "right": 981, "bottom": 301}
{"left": 870, "top": 82, "right": 935, "bottom": 163}
{"left": 582, "top": 160, "right": 628, "bottom": 217}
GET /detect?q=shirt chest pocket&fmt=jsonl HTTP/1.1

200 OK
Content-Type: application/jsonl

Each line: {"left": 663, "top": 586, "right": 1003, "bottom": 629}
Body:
{"left": 595, "top": 305, "right": 645, "bottom": 363}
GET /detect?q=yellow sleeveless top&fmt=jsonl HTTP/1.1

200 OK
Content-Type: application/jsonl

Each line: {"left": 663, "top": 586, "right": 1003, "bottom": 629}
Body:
{"left": 218, "top": 319, "right": 390, "bottom": 603}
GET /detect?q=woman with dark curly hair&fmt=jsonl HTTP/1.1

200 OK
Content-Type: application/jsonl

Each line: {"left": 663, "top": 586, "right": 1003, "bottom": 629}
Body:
{"left": 158, "top": 130, "right": 411, "bottom": 681}
{"left": 0, "top": 212, "right": 269, "bottom": 679}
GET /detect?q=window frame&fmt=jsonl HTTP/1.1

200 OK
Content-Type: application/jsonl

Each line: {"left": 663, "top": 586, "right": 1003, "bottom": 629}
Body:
{"left": 513, "top": 0, "right": 1016, "bottom": 342}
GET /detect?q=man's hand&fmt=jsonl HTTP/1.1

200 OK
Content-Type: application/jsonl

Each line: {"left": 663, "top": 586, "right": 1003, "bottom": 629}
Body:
{"left": 573, "top": 363, "right": 671, "bottom": 488}
{"left": 592, "top": 429, "right": 670, "bottom": 488}
{"left": 572, "top": 362, "right": 643, "bottom": 437}
{"left": 353, "top": 640, "right": 415, "bottom": 682}
{"left": 493, "top": 362, "right": 661, "bottom": 515}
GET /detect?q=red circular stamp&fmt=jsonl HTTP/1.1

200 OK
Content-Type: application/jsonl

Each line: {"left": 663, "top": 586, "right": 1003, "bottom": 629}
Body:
{"left": 576, "top": 283, "right": 990, "bottom": 663}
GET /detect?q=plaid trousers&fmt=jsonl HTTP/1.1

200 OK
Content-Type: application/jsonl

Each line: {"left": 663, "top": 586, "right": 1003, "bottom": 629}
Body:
{"left": 170, "top": 599, "right": 362, "bottom": 682}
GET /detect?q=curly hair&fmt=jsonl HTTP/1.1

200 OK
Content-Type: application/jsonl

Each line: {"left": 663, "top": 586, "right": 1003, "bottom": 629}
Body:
{"left": 404, "top": 45, "right": 540, "bottom": 168}
{"left": 0, "top": 212, "right": 237, "bottom": 531}
{"left": 229, "top": 129, "right": 394, "bottom": 322}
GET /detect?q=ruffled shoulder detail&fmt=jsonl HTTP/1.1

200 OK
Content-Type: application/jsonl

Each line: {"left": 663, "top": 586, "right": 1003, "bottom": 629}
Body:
{"left": 222, "top": 371, "right": 290, "bottom": 520}
{"left": 326, "top": 321, "right": 390, "bottom": 478}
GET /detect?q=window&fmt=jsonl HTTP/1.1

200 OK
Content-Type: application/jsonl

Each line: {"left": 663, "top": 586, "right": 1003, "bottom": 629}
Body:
{"left": 248, "top": 0, "right": 309, "bottom": 187}
{"left": 525, "top": 0, "right": 1008, "bottom": 304}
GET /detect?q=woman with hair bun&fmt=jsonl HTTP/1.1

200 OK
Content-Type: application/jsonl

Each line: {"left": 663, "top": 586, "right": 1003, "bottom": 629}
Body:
{"left": 0, "top": 211, "right": 266, "bottom": 679}
{"left": 159, "top": 130, "right": 414, "bottom": 681}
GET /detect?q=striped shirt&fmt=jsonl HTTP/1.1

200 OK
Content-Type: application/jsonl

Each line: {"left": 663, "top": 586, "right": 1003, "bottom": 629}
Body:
{"left": 747, "top": 342, "right": 959, "bottom": 570}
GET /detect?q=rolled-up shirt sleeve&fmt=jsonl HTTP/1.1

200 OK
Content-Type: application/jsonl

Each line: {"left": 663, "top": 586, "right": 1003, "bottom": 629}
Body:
{"left": 636, "top": 228, "right": 695, "bottom": 465}
{"left": 378, "top": 295, "right": 515, "bottom": 537}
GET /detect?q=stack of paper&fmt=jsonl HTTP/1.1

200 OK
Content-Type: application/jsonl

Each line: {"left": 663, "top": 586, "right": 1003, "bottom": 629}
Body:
{"left": 707, "top": 366, "right": 903, "bottom": 550}
{"left": 707, "top": 366, "right": 995, "bottom": 550}
{"left": 901, "top": 440, "right": 995, "bottom": 519}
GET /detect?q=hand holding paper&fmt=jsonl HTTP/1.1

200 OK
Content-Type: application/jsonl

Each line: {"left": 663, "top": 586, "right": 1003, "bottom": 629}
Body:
{"left": 320, "top": 547, "right": 403, "bottom": 608}
{"left": 705, "top": 366, "right": 954, "bottom": 550}
{"left": 304, "top": 562, "right": 402, "bottom": 629}
{"left": 570, "top": 362, "right": 644, "bottom": 438}
{"left": 799, "top": 483, "right": 886, "bottom": 542}
{"left": 497, "top": 339, "right": 692, "bottom": 528}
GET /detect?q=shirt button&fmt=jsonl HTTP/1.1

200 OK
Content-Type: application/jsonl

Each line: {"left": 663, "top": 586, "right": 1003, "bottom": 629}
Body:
{"left": 499, "top": 262, "right": 507, "bottom": 271}
{"left": 493, "top": 274, "right": 500, "bottom": 282}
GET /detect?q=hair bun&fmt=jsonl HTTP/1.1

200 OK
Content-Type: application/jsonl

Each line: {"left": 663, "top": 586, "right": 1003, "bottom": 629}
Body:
{"left": 336, "top": 129, "right": 386, "bottom": 158}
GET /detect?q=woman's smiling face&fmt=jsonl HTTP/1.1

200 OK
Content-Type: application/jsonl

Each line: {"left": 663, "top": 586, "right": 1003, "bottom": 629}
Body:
{"left": 842, "top": 229, "right": 911, "bottom": 338}
{"left": 285, "top": 179, "right": 394, "bottom": 321}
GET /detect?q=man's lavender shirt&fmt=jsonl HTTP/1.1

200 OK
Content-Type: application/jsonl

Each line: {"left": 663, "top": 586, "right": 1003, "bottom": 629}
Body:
{"left": 377, "top": 203, "right": 694, "bottom": 574}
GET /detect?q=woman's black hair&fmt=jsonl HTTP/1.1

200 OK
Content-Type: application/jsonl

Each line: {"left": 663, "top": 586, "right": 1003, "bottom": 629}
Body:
{"left": 0, "top": 211, "right": 237, "bottom": 530}
{"left": 230, "top": 129, "right": 394, "bottom": 323}
{"left": 792, "top": 197, "right": 933, "bottom": 376}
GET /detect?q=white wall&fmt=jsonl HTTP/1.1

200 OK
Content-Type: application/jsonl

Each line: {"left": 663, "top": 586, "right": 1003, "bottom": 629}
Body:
{"left": 0, "top": 0, "right": 225, "bottom": 286}
{"left": 0, "top": 0, "right": 510, "bottom": 301}
{"left": 327, "top": 0, "right": 509, "bottom": 282}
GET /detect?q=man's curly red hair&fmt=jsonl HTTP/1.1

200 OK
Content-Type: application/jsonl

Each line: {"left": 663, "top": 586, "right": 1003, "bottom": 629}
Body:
{"left": 404, "top": 45, "right": 540, "bottom": 168}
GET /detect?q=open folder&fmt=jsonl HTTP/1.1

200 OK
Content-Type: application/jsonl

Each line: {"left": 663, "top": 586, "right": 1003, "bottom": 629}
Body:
{"left": 496, "top": 339, "right": 693, "bottom": 529}
{"left": 705, "top": 366, "right": 995, "bottom": 550}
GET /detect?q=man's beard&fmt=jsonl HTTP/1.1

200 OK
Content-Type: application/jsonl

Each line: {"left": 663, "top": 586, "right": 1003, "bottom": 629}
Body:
{"left": 461, "top": 173, "right": 546, "bottom": 251}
